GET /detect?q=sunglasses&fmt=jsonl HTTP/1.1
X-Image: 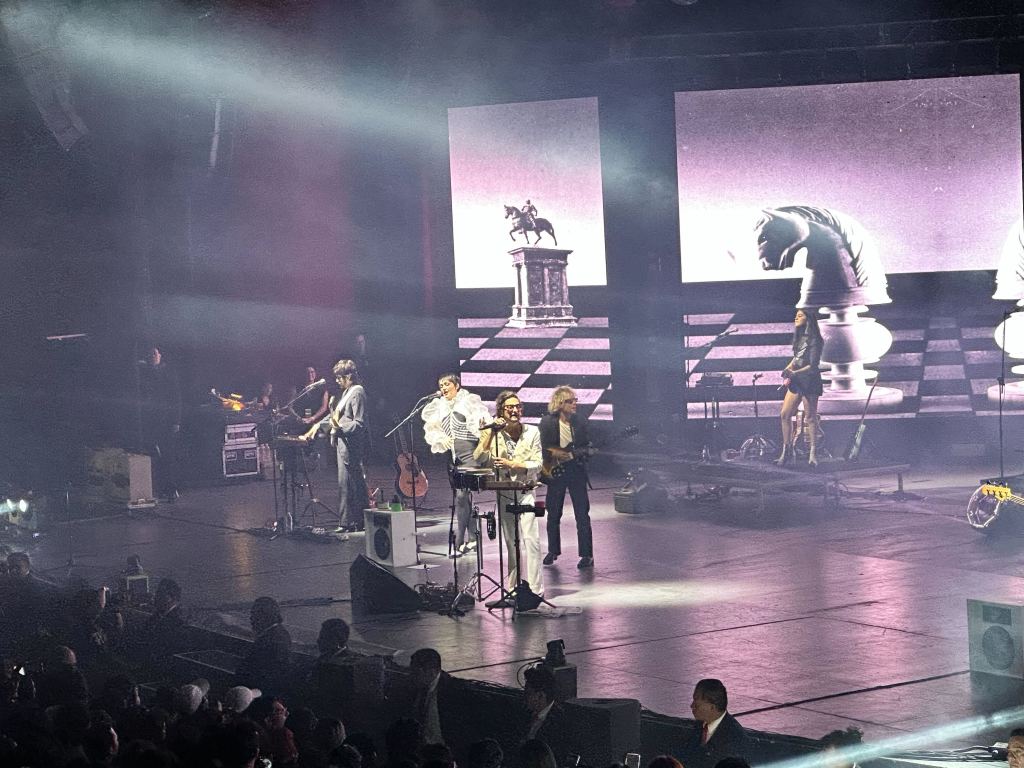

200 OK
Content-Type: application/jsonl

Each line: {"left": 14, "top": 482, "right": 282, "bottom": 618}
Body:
{"left": 503, "top": 403, "right": 523, "bottom": 412}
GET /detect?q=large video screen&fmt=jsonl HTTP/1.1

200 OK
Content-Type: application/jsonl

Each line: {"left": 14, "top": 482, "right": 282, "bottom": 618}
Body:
{"left": 449, "top": 97, "right": 607, "bottom": 289}
{"left": 676, "top": 75, "right": 1022, "bottom": 283}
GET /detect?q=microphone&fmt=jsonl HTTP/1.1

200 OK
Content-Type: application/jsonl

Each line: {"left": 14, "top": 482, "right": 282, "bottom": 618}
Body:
{"left": 480, "top": 420, "right": 505, "bottom": 432}
{"left": 425, "top": 390, "right": 441, "bottom": 398}
{"left": 299, "top": 378, "right": 326, "bottom": 394}
{"left": 752, "top": 373, "right": 763, "bottom": 381}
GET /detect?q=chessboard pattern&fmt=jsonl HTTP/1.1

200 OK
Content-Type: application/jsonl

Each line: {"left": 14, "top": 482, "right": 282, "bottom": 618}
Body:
{"left": 457, "top": 317, "right": 613, "bottom": 422}
{"left": 685, "top": 307, "right": 1008, "bottom": 420}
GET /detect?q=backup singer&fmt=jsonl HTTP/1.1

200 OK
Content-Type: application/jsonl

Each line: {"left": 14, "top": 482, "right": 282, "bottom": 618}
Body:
{"left": 777, "top": 308, "right": 823, "bottom": 466}
{"left": 539, "top": 386, "right": 593, "bottom": 569}
{"left": 474, "top": 391, "right": 544, "bottom": 597}
{"left": 421, "top": 373, "right": 490, "bottom": 556}
{"left": 301, "top": 359, "right": 369, "bottom": 531}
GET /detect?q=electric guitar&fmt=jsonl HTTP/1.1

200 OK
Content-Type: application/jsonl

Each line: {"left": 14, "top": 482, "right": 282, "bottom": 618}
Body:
{"left": 845, "top": 376, "right": 879, "bottom": 461}
{"left": 541, "top": 425, "right": 639, "bottom": 480}
{"left": 394, "top": 426, "right": 428, "bottom": 499}
{"left": 979, "top": 483, "right": 1024, "bottom": 506}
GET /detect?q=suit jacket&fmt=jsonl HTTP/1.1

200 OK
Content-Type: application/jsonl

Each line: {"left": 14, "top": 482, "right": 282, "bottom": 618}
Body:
{"left": 538, "top": 413, "right": 590, "bottom": 454}
{"left": 522, "top": 702, "right": 572, "bottom": 767}
{"left": 319, "top": 384, "right": 367, "bottom": 448}
{"left": 684, "top": 712, "right": 747, "bottom": 768}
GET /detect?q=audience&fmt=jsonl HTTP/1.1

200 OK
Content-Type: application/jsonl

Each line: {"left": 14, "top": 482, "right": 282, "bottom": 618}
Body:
{"left": 0, "top": 550, "right": 893, "bottom": 768}
{"left": 522, "top": 664, "right": 567, "bottom": 763}
{"left": 685, "top": 679, "right": 747, "bottom": 768}
{"left": 236, "top": 596, "right": 292, "bottom": 695}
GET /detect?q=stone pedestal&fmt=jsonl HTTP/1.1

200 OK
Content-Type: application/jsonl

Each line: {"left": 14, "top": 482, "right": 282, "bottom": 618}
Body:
{"left": 506, "top": 246, "right": 577, "bottom": 328}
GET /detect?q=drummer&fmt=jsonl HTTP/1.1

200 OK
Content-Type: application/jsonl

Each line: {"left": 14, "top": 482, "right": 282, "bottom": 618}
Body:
{"left": 422, "top": 373, "right": 490, "bottom": 556}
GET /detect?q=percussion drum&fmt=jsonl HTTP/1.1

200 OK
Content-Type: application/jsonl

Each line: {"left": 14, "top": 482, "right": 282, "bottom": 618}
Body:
{"left": 451, "top": 468, "right": 493, "bottom": 491}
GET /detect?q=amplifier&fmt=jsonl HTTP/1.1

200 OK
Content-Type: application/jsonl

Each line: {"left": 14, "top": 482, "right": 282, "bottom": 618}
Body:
{"left": 223, "top": 443, "right": 260, "bottom": 478}
{"left": 224, "top": 422, "right": 258, "bottom": 445}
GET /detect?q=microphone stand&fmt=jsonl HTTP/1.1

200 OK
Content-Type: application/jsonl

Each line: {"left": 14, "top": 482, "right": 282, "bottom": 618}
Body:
{"left": 384, "top": 395, "right": 442, "bottom": 561}
{"left": 998, "top": 308, "right": 1011, "bottom": 482}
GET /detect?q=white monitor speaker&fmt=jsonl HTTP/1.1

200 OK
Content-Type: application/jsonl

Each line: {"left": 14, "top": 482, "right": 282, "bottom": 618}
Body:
{"left": 968, "top": 599, "right": 1024, "bottom": 677}
{"left": 364, "top": 509, "right": 417, "bottom": 568}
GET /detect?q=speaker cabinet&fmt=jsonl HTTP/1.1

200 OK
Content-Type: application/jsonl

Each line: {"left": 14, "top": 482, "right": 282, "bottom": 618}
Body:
{"left": 349, "top": 554, "right": 422, "bottom": 615}
{"left": 563, "top": 698, "right": 641, "bottom": 766}
{"left": 968, "top": 599, "right": 1024, "bottom": 677}
{"left": 364, "top": 509, "right": 417, "bottom": 567}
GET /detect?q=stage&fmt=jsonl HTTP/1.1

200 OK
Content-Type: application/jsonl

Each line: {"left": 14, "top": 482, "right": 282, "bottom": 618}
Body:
{"left": 10, "top": 454, "right": 1024, "bottom": 750}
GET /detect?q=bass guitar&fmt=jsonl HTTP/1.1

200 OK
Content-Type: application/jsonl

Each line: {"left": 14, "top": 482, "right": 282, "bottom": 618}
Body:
{"left": 541, "top": 425, "right": 639, "bottom": 481}
{"left": 394, "top": 426, "right": 428, "bottom": 499}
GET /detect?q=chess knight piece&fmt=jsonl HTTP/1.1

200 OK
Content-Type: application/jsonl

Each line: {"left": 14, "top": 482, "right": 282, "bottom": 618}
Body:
{"left": 989, "top": 218, "right": 1024, "bottom": 405}
{"left": 503, "top": 202, "right": 575, "bottom": 328}
{"left": 755, "top": 205, "right": 902, "bottom": 413}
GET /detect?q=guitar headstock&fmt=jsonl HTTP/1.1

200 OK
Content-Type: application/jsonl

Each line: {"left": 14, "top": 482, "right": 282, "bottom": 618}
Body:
{"left": 981, "top": 483, "right": 1012, "bottom": 501}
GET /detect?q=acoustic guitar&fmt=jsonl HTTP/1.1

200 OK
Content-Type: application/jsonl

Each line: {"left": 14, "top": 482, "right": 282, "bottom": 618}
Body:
{"left": 394, "top": 426, "right": 428, "bottom": 499}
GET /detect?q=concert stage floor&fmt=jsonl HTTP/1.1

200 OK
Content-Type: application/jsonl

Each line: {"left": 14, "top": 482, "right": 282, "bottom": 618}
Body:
{"left": 11, "top": 456, "right": 1024, "bottom": 748}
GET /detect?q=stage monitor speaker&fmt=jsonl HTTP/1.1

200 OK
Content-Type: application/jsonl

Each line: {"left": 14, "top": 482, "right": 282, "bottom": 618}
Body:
{"left": 349, "top": 554, "right": 422, "bottom": 615}
{"left": 968, "top": 599, "right": 1024, "bottom": 677}
{"left": 364, "top": 508, "right": 417, "bottom": 567}
{"left": 562, "top": 698, "right": 641, "bottom": 766}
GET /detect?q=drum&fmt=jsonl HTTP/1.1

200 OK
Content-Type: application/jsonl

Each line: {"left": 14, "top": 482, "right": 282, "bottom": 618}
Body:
{"left": 451, "top": 468, "right": 493, "bottom": 491}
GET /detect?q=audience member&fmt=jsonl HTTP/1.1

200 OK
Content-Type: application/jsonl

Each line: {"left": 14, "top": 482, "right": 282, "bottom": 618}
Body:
{"left": 307, "top": 617, "right": 358, "bottom": 721}
{"left": 35, "top": 645, "right": 90, "bottom": 709}
{"left": 1009, "top": 729, "right": 1024, "bottom": 768}
{"left": 649, "top": 757, "right": 684, "bottom": 768}
{"left": 685, "top": 679, "right": 747, "bottom": 768}
{"left": 224, "top": 686, "right": 262, "bottom": 716}
{"left": 518, "top": 738, "right": 557, "bottom": 768}
{"left": 236, "top": 596, "right": 292, "bottom": 695}
{"left": 468, "top": 738, "right": 504, "bottom": 768}
{"left": 404, "top": 648, "right": 468, "bottom": 750}
{"left": 521, "top": 665, "right": 567, "bottom": 764}
{"left": 134, "top": 578, "right": 187, "bottom": 663}
{"left": 82, "top": 720, "right": 120, "bottom": 766}
{"left": 248, "top": 694, "right": 299, "bottom": 765}
{"left": 820, "top": 726, "right": 863, "bottom": 768}
{"left": 385, "top": 717, "right": 423, "bottom": 767}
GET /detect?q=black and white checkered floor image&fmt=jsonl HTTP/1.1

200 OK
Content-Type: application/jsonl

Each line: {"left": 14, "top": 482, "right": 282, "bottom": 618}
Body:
{"left": 685, "top": 307, "right": 1010, "bottom": 420}
{"left": 457, "top": 317, "right": 613, "bottom": 421}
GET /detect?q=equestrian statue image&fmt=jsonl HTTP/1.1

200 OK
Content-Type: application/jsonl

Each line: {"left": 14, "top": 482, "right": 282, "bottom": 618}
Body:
{"left": 755, "top": 205, "right": 902, "bottom": 410}
{"left": 505, "top": 201, "right": 558, "bottom": 246}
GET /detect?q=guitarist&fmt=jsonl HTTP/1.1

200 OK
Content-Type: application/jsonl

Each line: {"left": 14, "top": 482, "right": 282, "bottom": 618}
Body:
{"left": 539, "top": 386, "right": 593, "bottom": 569}
{"left": 422, "top": 373, "right": 490, "bottom": 556}
{"left": 301, "top": 359, "right": 369, "bottom": 533}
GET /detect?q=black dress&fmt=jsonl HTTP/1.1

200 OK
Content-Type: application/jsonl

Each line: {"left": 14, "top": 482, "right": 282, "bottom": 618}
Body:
{"left": 787, "top": 331, "right": 823, "bottom": 397}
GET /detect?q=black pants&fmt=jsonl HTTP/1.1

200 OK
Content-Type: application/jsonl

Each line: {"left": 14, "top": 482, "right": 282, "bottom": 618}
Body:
{"left": 544, "top": 464, "right": 592, "bottom": 558}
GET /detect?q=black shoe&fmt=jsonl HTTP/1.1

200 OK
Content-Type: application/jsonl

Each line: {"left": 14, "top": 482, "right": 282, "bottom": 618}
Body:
{"left": 543, "top": 553, "right": 558, "bottom": 566}
{"left": 485, "top": 597, "right": 514, "bottom": 609}
{"left": 577, "top": 557, "right": 594, "bottom": 569}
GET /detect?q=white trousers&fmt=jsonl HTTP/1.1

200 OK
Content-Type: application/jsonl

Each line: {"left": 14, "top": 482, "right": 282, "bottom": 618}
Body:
{"left": 498, "top": 492, "right": 543, "bottom": 596}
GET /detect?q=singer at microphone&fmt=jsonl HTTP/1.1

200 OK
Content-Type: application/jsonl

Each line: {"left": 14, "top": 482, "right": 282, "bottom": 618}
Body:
{"left": 421, "top": 372, "right": 491, "bottom": 556}
{"left": 296, "top": 366, "right": 331, "bottom": 425}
